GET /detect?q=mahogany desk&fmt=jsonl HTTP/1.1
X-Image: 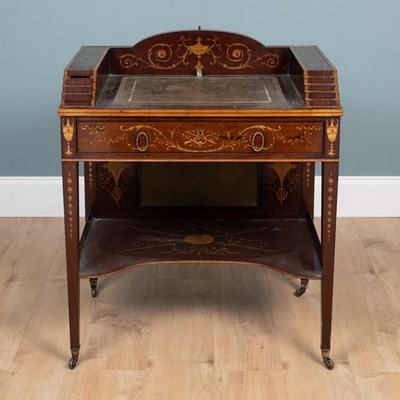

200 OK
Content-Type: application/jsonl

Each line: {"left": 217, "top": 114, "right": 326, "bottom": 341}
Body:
{"left": 58, "top": 30, "right": 342, "bottom": 370}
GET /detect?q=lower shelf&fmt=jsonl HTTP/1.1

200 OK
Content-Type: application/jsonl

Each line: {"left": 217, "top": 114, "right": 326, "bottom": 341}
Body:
{"left": 79, "top": 217, "right": 322, "bottom": 279}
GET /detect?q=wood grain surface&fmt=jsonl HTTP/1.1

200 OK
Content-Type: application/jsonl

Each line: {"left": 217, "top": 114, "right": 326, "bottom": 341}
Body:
{"left": 0, "top": 217, "right": 399, "bottom": 399}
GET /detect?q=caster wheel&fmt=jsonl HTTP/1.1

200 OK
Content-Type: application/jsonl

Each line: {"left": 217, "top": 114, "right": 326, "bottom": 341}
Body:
{"left": 294, "top": 279, "right": 309, "bottom": 297}
{"left": 89, "top": 279, "right": 98, "bottom": 298}
{"left": 294, "top": 287, "right": 306, "bottom": 297}
{"left": 323, "top": 357, "right": 334, "bottom": 370}
{"left": 68, "top": 356, "right": 78, "bottom": 369}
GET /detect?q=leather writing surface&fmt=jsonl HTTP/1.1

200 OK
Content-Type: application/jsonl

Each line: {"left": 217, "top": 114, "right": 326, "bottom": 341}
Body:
{"left": 113, "top": 76, "right": 289, "bottom": 109}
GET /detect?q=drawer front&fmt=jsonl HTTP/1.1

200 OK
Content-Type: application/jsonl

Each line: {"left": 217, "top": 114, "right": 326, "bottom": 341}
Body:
{"left": 77, "top": 121, "right": 323, "bottom": 154}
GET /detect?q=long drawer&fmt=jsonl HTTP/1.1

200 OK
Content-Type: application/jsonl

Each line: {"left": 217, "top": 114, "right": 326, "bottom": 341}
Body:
{"left": 76, "top": 121, "right": 323, "bottom": 155}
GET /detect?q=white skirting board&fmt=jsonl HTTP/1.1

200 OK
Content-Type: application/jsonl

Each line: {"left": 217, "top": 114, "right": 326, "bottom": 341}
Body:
{"left": 0, "top": 176, "right": 399, "bottom": 217}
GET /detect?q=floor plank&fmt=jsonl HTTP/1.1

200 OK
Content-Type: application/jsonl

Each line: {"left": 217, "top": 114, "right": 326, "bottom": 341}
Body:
{"left": 0, "top": 217, "right": 399, "bottom": 399}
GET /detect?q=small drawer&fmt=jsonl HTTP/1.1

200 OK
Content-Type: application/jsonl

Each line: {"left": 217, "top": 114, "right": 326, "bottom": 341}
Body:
{"left": 77, "top": 121, "right": 323, "bottom": 154}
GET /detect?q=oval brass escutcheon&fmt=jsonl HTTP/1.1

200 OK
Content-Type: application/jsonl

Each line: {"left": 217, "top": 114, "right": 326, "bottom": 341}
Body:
{"left": 185, "top": 234, "right": 214, "bottom": 245}
{"left": 136, "top": 131, "right": 149, "bottom": 152}
{"left": 251, "top": 131, "right": 265, "bottom": 152}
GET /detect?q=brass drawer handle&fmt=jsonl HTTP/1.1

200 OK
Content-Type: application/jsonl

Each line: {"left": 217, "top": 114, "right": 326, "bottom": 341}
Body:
{"left": 136, "top": 131, "right": 149, "bottom": 152}
{"left": 251, "top": 131, "right": 264, "bottom": 152}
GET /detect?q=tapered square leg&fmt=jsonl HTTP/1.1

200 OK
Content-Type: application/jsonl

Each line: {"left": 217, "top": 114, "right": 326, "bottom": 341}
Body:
{"left": 320, "top": 162, "right": 339, "bottom": 369}
{"left": 62, "top": 161, "right": 80, "bottom": 369}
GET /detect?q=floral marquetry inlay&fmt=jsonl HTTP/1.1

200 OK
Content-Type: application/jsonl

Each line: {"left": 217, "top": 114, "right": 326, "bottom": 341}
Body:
{"left": 279, "top": 125, "right": 320, "bottom": 148}
{"left": 88, "top": 162, "right": 94, "bottom": 189}
{"left": 62, "top": 118, "right": 74, "bottom": 156}
{"left": 100, "top": 162, "right": 134, "bottom": 204}
{"left": 80, "top": 123, "right": 320, "bottom": 154}
{"left": 118, "top": 34, "right": 280, "bottom": 73}
{"left": 124, "top": 224, "right": 279, "bottom": 257}
{"left": 306, "top": 162, "right": 311, "bottom": 190}
{"left": 327, "top": 171, "right": 334, "bottom": 241}
{"left": 80, "top": 125, "right": 107, "bottom": 147}
{"left": 326, "top": 119, "right": 339, "bottom": 157}
{"left": 66, "top": 170, "right": 74, "bottom": 240}
{"left": 266, "top": 163, "right": 299, "bottom": 205}
{"left": 152, "top": 125, "right": 270, "bottom": 153}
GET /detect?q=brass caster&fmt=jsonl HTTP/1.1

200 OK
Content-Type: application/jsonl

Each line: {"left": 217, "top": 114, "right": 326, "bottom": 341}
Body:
{"left": 68, "top": 347, "right": 80, "bottom": 369}
{"left": 323, "top": 357, "right": 334, "bottom": 370}
{"left": 294, "top": 279, "right": 309, "bottom": 297}
{"left": 89, "top": 278, "right": 98, "bottom": 298}
{"left": 321, "top": 350, "right": 334, "bottom": 370}
{"left": 294, "top": 287, "right": 306, "bottom": 297}
{"left": 68, "top": 356, "right": 78, "bottom": 369}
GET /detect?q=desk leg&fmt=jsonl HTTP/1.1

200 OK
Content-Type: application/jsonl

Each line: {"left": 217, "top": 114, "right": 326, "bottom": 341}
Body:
{"left": 320, "top": 161, "right": 338, "bottom": 370}
{"left": 62, "top": 161, "right": 80, "bottom": 369}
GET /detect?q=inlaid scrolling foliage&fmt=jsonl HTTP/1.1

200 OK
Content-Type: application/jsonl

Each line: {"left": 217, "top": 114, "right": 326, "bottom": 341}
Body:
{"left": 123, "top": 224, "right": 278, "bottom": 256}
{"left": 81, "top": 123, "right": 319, "bottom": 153}
{"left": 118, "top": 35, "right": 280, "bottom": 73}
{"left": 152, "top": 125, "right": 279, "bottom": 153}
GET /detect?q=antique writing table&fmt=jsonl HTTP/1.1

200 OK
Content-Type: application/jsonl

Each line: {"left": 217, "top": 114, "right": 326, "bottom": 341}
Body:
{"left": 58, "top": 30, "right": 342, "bottom": 370}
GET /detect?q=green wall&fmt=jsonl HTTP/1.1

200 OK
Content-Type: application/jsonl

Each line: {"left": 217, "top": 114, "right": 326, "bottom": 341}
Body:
{"left": 1, "top": 0, "right": 399, "bottom": 176}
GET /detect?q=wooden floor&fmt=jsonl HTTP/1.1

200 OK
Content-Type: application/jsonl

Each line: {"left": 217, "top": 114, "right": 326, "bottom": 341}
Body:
{"left": 0, "top": 218, "right": 399, "bottom": 399}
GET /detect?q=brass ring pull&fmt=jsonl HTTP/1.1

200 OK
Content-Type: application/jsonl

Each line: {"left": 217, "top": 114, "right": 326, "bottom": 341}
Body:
{"left": 251, "top": 131, "right": 264, "bottom": 152}
{"left": 136, "top": 131, "right": 149, "bottom": 152}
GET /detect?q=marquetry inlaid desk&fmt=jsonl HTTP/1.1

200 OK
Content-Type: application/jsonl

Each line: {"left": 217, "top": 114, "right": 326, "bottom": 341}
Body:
{"left": 58, "top": 30, "right": 342, "bottom": 370}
